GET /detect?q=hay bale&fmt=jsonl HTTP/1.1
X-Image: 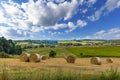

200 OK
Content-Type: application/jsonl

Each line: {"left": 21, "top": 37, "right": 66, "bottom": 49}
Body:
{"left": 106, "top": 58, "right": 113, "bottom": 63}
{"left": 91, "top": 57, "right": 101, "bottom": 65}
{"left": 29, "top": 53, "right": 41, "bottom": 62}
{"left": 20, "top": 53, "right": 30, "bottom": 62}
{"left": 41, "top": 55, "right": 49, "bottom": 60}
{"left": 65, "top": 55, "right": 76, "bottom": 63}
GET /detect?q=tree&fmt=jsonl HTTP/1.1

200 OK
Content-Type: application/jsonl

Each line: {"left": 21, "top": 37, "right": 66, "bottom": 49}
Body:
{"left": 0, "top": 37, "right": 22, "bottom": 55}
{"left": 49, "top": 50, "right": 56, "bottom": 57}
{"left": 39, "top": 44, "right": 44, "bottom": 48}
{"left": 14, "top": 45, "right": 22, "bottom": 55}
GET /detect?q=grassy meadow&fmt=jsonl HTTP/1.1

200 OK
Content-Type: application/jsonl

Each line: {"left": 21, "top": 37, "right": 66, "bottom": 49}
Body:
{"left": 24, "top": 46, "right": 120, "bottom": 57}
{"left": 66, "top": 46, "right": 120, "bottom": 57}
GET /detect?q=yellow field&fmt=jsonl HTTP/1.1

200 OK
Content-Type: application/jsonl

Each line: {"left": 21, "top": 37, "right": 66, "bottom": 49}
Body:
{"left": 0, "top": 58, "right": 120, "bottom": 72}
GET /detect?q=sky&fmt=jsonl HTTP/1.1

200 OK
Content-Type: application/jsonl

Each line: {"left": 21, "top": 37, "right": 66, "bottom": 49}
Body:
{"left": 0, "top": 0, "right": 120, "bottom": 40}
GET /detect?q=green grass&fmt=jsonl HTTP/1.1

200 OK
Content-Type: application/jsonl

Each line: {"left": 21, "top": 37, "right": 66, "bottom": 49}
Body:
{"left": 24, "top": 47, "right": 72, "bottom": 57}
{"left": 66, "top": 46, "right": 120, "bottom": 57}
{"left": 24, "top": 46, "right": 120, "bottom": 57}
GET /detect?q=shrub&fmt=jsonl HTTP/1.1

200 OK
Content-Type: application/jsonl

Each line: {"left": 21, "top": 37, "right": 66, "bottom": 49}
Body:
{"left": 80, "top": 53, "right": 83, "bottom": 57}
{"left": 49, "top": 50, "right": 56, "bottom": 57}
{"left": 0, "top": 52, "right": 10, "bottom": 58}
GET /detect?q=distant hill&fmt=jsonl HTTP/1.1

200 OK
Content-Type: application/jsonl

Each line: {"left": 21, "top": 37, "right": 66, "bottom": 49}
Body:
{"left": 13, "top": 39, "right": 120, "bottom": 46}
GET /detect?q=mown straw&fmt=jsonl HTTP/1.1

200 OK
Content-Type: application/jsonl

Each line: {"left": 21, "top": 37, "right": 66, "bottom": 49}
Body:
{"left": 106, "top": 58, "right": 113, "bottom": 63}
{"left": 29, "top": 53, "right": 41, "bottom": 62}
{"left": 91, "top": 57, "right": 101, "bottom": 65}
{"left": 20, "top": 53, "right": 30, "bottom": 62}
{"left": 65, "top": 55, "right": 76, "bottom": 63}
{"left": 41, "top": 55, "right": 49, "bottom": 60}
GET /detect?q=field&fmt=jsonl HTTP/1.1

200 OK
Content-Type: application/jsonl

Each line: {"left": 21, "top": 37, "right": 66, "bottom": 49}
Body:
{"left": 24, "top": 46, "right": 120, "bottom": 57}
{"left": 66, "top": 46, "right": 120, "bottom": 57}
{"left": 0, "top": 46, "right": 120, "bottom": 80}
{"left": 0, "top": 58, "right": 120, "bottom": 80}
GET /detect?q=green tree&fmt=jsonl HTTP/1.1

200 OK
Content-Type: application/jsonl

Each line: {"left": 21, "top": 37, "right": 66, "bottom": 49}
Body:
{"left": 49, "top": 50, "right": 56, "bottom": 57}
{"left": 0, "top": 37, "right": 22, "bottom": 55}
{"left": 14, "top": 45, "right": 22, "bottom": 55}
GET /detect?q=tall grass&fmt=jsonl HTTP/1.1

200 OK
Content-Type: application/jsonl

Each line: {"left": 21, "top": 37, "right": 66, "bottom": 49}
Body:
{"left": 0, "top": 65, "right": 120, "bottom": 80}
{"left": 99, "top": 67, "right": 120, "bottom": 80}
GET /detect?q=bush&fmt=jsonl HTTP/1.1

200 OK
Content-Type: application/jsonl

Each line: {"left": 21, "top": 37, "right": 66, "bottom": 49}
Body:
{"left": 80, "top": 53, "right": 83, "bottom": 57}
{"left": 49, "top": 50, "right": 56, "bottom": 57}
{"left": 0, "top": 52, "right": 10, "bottom": 58}
{"left": 39, "top": 44, "right": 44, "bottom": 48}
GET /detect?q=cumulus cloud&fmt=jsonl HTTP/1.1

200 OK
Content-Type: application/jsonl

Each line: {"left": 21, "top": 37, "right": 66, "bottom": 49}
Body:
{"left": 0, "top": 0, "right": 81, "bottom": 28}
{"left": 84, "top": 28, "right": 120, "bottom": 39}
{"left": 0, "top": 0, "right": 89, "bottom": 39}
{"left": 0, "top": 0, "right": 91, "bottom": 39}
{"left": 65, "top": 19, "right": 87, "bottom": 33}
{"left": 88, "top": 0, "right": 96, "bottom": 4}
{"left": 77, "top": 19, "right": 87, "bottom": 27}
{"left": 0, "top": 26, "right": 32, "bottom": 39}
{"left": 48, "top": 31, "right": 61, "bottom": 35}
{"left": 89, "top": 0, "right": 120, "bottom": 21}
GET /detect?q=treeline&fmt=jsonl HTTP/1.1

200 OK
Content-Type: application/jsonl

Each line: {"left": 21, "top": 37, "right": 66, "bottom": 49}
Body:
{"left": 22, "top": 44, "right": 56, "bottom": 49}
{"left": 0, "top": 37, "right": 22, "bottom": 55}
{"left": 15, "top": 40, "right": 58, "bottom": 45}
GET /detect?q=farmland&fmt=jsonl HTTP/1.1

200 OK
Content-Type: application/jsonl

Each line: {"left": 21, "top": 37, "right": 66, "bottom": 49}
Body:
{"left": 24, "top": 46, "right": 120, "bottom": 57}
{"left": 0, "top": 57, "right": 120, "bottom": 80}
{"left": 0, "top": 45, "right": 120, "bottom": 80}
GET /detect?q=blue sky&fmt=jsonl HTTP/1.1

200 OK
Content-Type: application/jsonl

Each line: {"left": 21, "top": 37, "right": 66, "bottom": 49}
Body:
{"left": 0, "top": 0, "right": 120, "bottom": 40}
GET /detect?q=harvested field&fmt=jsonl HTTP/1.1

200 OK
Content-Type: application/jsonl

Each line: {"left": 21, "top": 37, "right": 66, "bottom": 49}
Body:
{"left": 0, "top": 58, "right": 120, "bottom": 72}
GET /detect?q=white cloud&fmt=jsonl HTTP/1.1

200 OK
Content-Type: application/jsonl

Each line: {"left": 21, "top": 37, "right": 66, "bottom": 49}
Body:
{"left": 0, "top": 26, "right": 32, "bottom": 39}
{"left": 48, "top": 31, "right": 61, "bottom": 35}
{"left": 95, "top": 30, "right": 106, "bottom": 35}
{"left": 65, "top": 19, "right": 87, "bottom": 33}
{"left": 88, "top": 0, "right": 96, "bottom": 3}
{"left": 77, "top": 19, "right": 87, "bottom": 27}
{"left": 21, "top": 0, "right": 80, "bottom": 26}
{"left": 89, "top": 0, "right": 120, "bottom": 21}
{"left": 0, "top": 0, "right": 86, "bottom": 35}
{"left": 88, "top": 7, "right": 104, "bottom": 21}
{"left": 84, "top": 28, "right": 120, "bottom": 39}
{"left": 56, "top": 0, "right": 65, "bottom": 3}
{"left": 82, "top": 9, "right": 88, "bottom": 13}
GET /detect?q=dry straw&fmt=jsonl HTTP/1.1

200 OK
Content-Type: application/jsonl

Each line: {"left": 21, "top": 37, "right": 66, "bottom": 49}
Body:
{"left": 91, "top": 57, "right": 101, "bottom": 65}
{"left": 41, "top": 55, "right": 49, "bottom": 60}
{"left": 20, "top": 53, "right": 30, "bottom": 62}
{"left": 106, "top": 58, "right": 113, "bottom": 63}
{"left": 65, "top": 55, "right": 76, "bottom": 63}
{"left": 29, "top": 53, "right": 41, "bottom": 62}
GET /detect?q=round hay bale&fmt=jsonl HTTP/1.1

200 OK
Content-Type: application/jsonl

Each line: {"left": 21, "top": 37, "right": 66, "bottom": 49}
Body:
{"left": 65, "top": 55, "right": 76, "bottom": 63}
{"left": 29, "top": 53, "right": 41, "bottom": 62}
{"left": 90, "top": 57, "right": 101, "bottom": 65}
{"left": 41, "top": 55, "right": 48, "bottom": 60}
{"left": 106, "top": 58, "right": 113, "bottom": 63}
{"left": 20, "top": 53, "right": 30, "bottom": 62}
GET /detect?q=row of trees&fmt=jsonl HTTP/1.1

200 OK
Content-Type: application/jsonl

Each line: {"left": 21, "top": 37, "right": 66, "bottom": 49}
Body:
{"left": 22, "top": 44, "right": 56, "bottom": 49}
{"left": 0, "top": 37, "right": 22, "bottom": 55}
